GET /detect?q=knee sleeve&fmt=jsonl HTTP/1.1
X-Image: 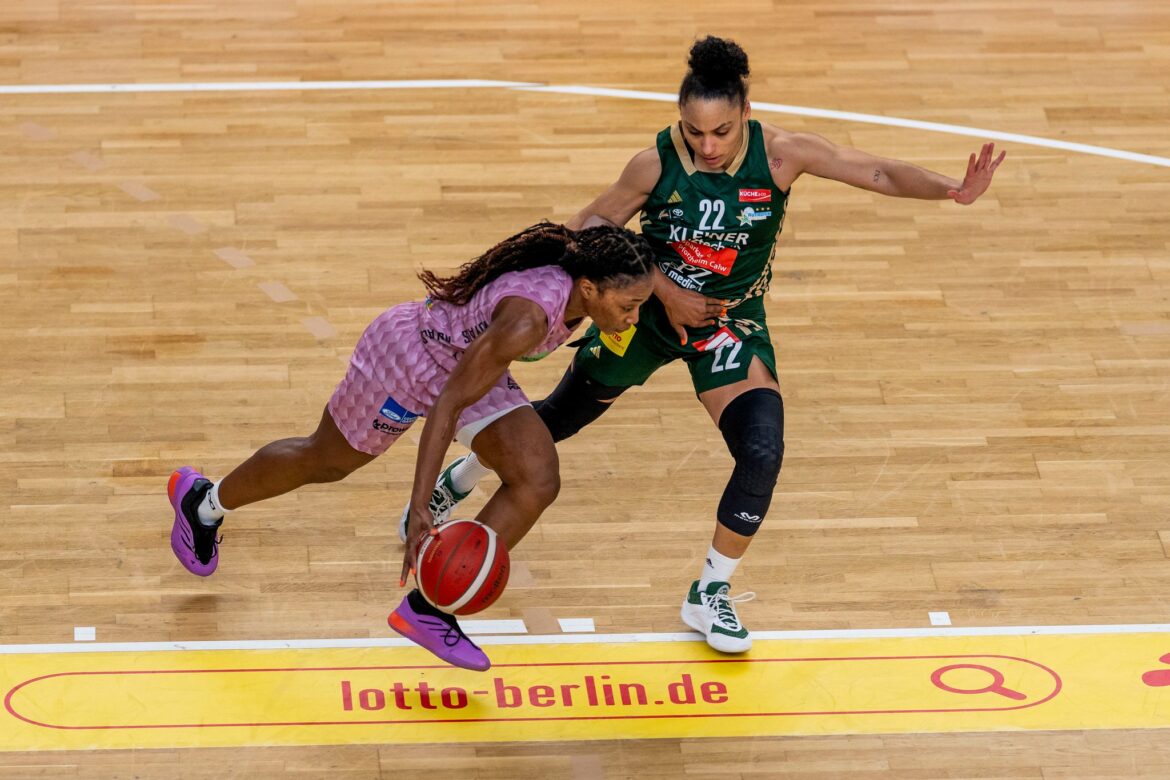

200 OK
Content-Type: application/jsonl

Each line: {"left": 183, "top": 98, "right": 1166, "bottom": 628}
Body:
{"left": 533, "top": 367, "right": 627, "bottom": 443}
{"left": 716, "top": 388, "right": 785, "bottom": 536}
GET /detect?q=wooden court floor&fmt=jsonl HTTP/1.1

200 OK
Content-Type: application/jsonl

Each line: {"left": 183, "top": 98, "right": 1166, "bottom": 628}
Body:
{"left": 2, "top": 0, "right": 1170, "bottom": 776}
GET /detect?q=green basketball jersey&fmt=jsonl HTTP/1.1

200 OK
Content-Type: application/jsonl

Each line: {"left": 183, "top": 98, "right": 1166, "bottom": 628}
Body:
{"left": 639, "top": 120, "right": 788, "bottom": 308}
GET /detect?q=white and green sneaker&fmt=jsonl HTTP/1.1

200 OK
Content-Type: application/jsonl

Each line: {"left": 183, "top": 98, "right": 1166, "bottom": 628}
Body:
{"left": 680, "top": 580, "right": 755, "bottom": 653}
{"left": 397, "top": 456, "right": 473, "bottom": 543}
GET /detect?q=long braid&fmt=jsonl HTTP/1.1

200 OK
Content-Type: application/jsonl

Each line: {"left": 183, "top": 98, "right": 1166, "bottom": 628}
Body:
{"left": 419, "top": 222, "right": 576, "bottom": 305}
{"left": 419, "top": 221, "right": 655, "bottom": 305}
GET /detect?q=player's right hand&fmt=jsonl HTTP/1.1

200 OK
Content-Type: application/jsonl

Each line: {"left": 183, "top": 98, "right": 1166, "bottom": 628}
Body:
{"left": 399, "top": 503, "right": 437, "bottom": 587}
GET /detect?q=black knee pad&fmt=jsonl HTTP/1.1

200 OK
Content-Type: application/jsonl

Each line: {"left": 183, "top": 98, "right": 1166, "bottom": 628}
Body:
{"left": 533, "top": 366, "right": 627, "bottom": 443}
{"left": 716, "top": 388, "right": 784, "bottom": 536}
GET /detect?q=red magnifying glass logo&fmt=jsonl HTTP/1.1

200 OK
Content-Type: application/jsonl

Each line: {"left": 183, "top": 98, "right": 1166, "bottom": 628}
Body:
{"left": 930, "top": 663, "right": 1027, "bottom": 700}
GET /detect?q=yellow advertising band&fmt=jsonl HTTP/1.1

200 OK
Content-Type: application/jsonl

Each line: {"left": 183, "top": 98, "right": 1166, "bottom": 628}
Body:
{"left": 3, "top": 627, "right": 1170, "bottom": 750}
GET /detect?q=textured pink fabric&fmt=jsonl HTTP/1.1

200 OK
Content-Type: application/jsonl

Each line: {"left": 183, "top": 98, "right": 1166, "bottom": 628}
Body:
{"left": 328, "top": 266, "right": 576, "bottom": 455}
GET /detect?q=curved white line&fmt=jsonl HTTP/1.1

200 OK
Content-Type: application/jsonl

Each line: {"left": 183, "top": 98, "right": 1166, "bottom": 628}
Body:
{"left": 0, "top": 79, "right": 539, "bottom": 94}
{"left": 3, "top": 78, "right": 1167, "bottom": 168}
{"left": 522, "top": 84, "right": 1170, "bottom": 168}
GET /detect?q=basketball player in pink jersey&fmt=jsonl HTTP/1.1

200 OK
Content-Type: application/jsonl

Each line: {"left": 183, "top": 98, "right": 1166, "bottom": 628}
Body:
{"left": 167, "top": 222, "right": 655, "bottom": 670}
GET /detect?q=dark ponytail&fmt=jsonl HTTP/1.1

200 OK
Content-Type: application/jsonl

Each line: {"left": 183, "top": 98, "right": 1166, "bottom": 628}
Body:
{"left": 419, "top": 221, "right": 653, "bottom": 305}
{"left": 679, "top": 36, "right": 750, "bottom": 106}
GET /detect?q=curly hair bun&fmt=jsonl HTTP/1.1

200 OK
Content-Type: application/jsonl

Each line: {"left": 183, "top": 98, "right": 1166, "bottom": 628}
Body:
{"left": 688, "top": 36, "right": 750, "bottom": 86}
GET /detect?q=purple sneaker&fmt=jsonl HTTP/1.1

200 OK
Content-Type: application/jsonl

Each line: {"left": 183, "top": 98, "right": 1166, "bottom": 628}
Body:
{"left": 168, "top": 467, "right": 221, "bottom": 577}
{"left": 388, "top": 590, "right": 490, "bottom": 671}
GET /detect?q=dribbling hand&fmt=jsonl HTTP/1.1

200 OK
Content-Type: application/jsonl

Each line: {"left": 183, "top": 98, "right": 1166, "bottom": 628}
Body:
{"left": 399, "top": 504, "right": 437, "bottom": 588}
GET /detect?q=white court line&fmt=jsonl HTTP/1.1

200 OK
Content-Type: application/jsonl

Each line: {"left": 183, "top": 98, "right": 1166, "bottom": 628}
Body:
{"left": 7, "top": 623, "right": 1170, "bottom": 655}
{"left": 0, "top": 79, "right": 539, "bottom": 94}
{"left": 460, "top": 618, "right": 528, "bottom": 635}
{"left": 928, "top": 611, "right": 953, "bottom": 627}
{"left": 521, "top": 85, "right": 1170, "bottom": 168}
{"left": 2, "top": 79, "right": 1168, "bottom": 168}
{"left": 558, "top": 617, "right": 597, "bottom": 633}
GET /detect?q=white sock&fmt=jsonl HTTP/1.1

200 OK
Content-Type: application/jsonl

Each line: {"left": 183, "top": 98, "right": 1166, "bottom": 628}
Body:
{"left": 197, "top": 481, "right": 229, "bottom": 526}
{"left": 450, "top": 453, "right": 492, "bottom": 494}
{"left": 699, "top": 545, "right": 741, "bottom": 588}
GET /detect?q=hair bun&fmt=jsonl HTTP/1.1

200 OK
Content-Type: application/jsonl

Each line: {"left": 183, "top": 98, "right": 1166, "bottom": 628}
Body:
{"left": 688, "top": 36, "right": 750, "bottom": 85}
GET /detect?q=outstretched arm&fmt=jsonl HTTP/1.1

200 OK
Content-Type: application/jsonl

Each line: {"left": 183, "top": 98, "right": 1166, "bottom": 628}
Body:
{"left": 400, "top": 297, "right": 547, "bottom": 585}
{"left": 565, "top": 147, "right": 659, "bottom": 230}
{"left": 776, "top": 132, "right": 1005, "bottom": 205}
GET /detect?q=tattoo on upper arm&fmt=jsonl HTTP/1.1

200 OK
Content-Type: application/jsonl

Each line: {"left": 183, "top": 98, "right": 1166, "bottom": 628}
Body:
{"left": 770, "top": 157, "right": 784, "bottom": 171}
{"left": 873, "top": 169, "right": 882, "bottom": 182}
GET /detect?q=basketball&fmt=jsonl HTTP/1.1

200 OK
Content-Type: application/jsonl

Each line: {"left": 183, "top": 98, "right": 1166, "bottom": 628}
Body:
{"left": 414, "top": 519, "right": 510, "bottom": 615}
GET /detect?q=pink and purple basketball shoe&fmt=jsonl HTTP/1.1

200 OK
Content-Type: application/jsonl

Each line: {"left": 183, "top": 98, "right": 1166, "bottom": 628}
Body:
{"left": 388, "top": 589, "right": 491, "bottom": 671}
{"left": 167, "top": 467, "right": 222, "bottom": 577}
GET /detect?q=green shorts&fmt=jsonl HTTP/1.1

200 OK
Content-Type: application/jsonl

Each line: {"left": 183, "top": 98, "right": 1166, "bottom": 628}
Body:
{"left": 571, "top": 297, "right": 777, "bottom": 396}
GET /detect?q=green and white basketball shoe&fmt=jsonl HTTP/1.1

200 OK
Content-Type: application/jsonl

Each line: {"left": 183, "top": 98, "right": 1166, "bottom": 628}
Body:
{"left": 680, "top": 580, "right": 755, "bottom": 653}
{"left": 397, "top": 456, "right": 472, "bottom": 543}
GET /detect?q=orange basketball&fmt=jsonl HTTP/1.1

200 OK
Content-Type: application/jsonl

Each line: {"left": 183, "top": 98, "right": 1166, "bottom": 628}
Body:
{"left": 414, "top": 519, "right": 510, "bottom": 615}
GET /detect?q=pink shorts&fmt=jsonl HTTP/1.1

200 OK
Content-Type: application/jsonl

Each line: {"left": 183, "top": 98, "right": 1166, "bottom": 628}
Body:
{"left": 327, "top": 309, "right": 531, "bottom": 456}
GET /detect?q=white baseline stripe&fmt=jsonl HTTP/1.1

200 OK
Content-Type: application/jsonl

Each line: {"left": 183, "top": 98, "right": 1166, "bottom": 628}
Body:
{"left": 5, "top": 623, "right": 1170, "bottom": 655}
{"left": 3, "top": 78, "right": 1166, "bottom": 168}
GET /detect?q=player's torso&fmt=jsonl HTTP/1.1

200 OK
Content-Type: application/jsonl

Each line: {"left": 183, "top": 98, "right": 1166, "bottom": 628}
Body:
{"left": 640, "top": 120, "right": 788, "bottom": 307}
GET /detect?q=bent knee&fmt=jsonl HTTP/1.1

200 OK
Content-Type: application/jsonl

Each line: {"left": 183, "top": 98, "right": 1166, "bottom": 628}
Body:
{"left": 521, "top": 460, "right": 561, "bottom": 506}
{"left": 738, "top": 427, "right": 784, "bottom": 493}
{"left": 498, "top": 454, "right": 561, "bottom": 506}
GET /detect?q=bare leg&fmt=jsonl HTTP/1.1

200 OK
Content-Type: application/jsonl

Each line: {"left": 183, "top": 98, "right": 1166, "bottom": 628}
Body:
{"left": 466, "top": 406, "right": 560, "bottom": 550}
{"left": 216, "top": 406, "right": 376, "bottom": 510}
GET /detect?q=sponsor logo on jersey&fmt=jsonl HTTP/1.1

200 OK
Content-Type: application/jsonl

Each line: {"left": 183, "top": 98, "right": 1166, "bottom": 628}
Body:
{"left": 588, "top": 345, "right": 601, "bottom": 359}
{"left": 668, "top": 240, "right": 740, "bottom": 276}
{"left": 372, "top": 418, "right": 408, "bottom": 435}
{"left": 379, "top": 394, "right": 420, "bottom": 424}
{"left": 662, "top": 264, "right": 707, "bottom": 291}
{"left": 667, "top": 225, "right": 750, "bottom": 246}
{"left": 668, "top": 190, "right": 683, "bottom": 204}
{"left": 737, "top": 206, "right": 772, "bottom": 226}
{"left": 739, "top": 189, "right": 771, "bottom": 202}
{"left": 599, "top": 324, "right": 636, "bottom": 357}
{"left": 691, "top": 326, "right": 741, "bottom": 353}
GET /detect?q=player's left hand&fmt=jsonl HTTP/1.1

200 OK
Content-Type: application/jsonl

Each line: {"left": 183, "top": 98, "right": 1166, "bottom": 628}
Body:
{"left": 947, "top": 143, "right": 1006, "bottom": 205}
{"left": 399, "top": 503, "right": 437, "bottom": 587}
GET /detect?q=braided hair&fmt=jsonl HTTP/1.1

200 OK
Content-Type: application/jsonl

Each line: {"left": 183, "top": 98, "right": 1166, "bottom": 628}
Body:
{"left": 419, "top": 221, "right": 654, "bottom": 306}
{"left": 679, "top": 36, "right": 750, "bottom": 106}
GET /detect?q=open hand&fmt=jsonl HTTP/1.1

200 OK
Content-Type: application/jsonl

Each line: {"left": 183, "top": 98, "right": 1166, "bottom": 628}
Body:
{"left": 948, "top": 142, "right": 1006, "bottom": 205}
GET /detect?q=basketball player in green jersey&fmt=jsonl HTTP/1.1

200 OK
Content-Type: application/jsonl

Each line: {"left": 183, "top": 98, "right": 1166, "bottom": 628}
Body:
{"left": 407, "top": 36, "right": 1005, "bottom": 652}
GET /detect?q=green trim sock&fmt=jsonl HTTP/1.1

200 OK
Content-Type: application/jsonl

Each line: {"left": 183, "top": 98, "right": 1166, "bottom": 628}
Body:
{"left": 699, "top": 545, "right": 741, "bottom": 588}
{"left": 451, "top": 453, "right": 492, "bottom": 493}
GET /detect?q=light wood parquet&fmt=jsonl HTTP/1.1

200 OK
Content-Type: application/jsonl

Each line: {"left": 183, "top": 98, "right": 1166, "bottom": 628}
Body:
{"left": 2, "top": 0, "right": 1169, "bottom": 777}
